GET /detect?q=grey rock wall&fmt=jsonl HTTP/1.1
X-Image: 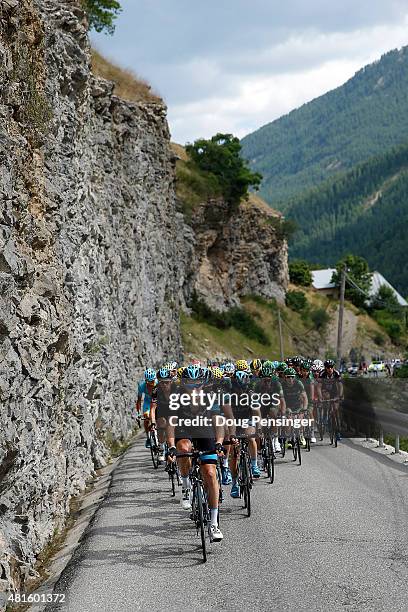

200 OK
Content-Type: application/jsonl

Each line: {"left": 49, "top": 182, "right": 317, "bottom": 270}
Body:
{"left": 180, "top": 196, "right": 288, "bottom": 312}
{"left": 0, "top": 0, "right": 288, "bottom": 597}
{"left": 0, "top": 0, "right": 181, "bottom": 593}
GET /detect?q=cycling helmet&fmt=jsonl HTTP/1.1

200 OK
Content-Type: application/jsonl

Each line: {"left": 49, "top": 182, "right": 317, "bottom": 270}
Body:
{"left": 311, "top": 363, "right": 323, "bottom": 372}
{"left": 301, "top": 361, "right": 311, "bottom": 372}
{"left": 276, "top": 362, "right": 287, "bottom": 372}
{"left": 313, "top": 359, "right": 324, "bottom": 369}
{"left": 182, "top": 364, "right": 202, "bottom": 380}
{"left": 157, "top": 367, "right": 171, "bottom": 380}
{"left": 324, "top": 359, "right": 335, "bottom": 368}
{"left": 261, "top": 361, "right": 274, "bottom": 377}
{"left": 272, "top": 361, "right": 280, "bottom": 368}
{"left": 236, "top": 359, "right": 249, "bottom": 372}
{"left": 212, "top": 367, "right": 224, "bottom": 380}
{"left": 251, "top": 358, "right": 262, "bottom": 371}
{"left": 224, "top": 362, "right": 235, "bottom": 374}
{"left": 144, "top": 368, "right": 156, "bottom": 382}
{"left": 234, "top": 370, "right": 251, "bottom": 386}
{"left": 284, "top": 367, "right": 297, "bottom": 377}
{"left": 177, "top": 367, "right": 184, "bottom": 378}
{"left": 292, "top": 356, "right": 302, "bottom": 367}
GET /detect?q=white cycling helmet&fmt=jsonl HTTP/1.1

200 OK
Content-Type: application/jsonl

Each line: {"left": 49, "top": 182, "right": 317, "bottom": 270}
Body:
{"left": 224, "top": 362, "right": 235, "bottom": 374}
{"left": 313, "top": 359, "right": 324, "bottom": 369}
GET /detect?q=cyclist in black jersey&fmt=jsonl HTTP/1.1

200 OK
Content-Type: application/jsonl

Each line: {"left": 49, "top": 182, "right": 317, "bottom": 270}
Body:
{"left": 150, "top": 367, "right": 173, "bottom": 461}
{"left": 166, "top": 364, "right": 225, "bottom": 542}
{"left": 222, "top": 370, "right": 262, "bottom": 498}
{"left": 317, "top": 359, "right": 343, "bottom": 441}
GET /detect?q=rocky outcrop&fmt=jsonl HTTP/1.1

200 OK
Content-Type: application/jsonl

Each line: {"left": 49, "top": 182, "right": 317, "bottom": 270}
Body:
{"left": 181, "top": 194, "right": 288, "bottom": 311}
{"left": 0, "top": 0, "right": 289, "bottom": 598}
{"left": 0, "top": 0, "right": 180, "bottom": 593}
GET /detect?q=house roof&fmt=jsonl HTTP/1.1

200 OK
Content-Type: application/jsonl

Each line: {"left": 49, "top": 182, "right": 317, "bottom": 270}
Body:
{"left": 370, "top": 271, "right": 407, "bottom": 307}
{"left": 311, "top": 269, "right": 337, "bottom": 290}
{"left": 311, "top": 268, "right": 407, "bottom": 307}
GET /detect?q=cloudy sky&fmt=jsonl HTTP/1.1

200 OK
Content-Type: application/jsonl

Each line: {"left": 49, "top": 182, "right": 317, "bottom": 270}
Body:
{"left": 91, "top": 0, "right": 408, "bottom": 144}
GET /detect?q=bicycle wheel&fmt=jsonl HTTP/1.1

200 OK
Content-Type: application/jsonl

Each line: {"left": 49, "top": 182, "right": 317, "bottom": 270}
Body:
{"left": 169, "top": 467, "right": 176, "bottom": 497}
{"left": 329, "top": 414, "right": 334, "bottom": 445}
{"left": 150, "top": 433, "right": 159, "bottom": 469}
{"left": 279, "top": 437, "right": 286, "bottom": 458}
{"left": 268, "top": 454, "right": 274, "bottom": 484}
{"left": 241, "top": 456, "right": 251, "bottom": 517}
{"left": 195, "top": 484, "right": 207, "bottom": 562}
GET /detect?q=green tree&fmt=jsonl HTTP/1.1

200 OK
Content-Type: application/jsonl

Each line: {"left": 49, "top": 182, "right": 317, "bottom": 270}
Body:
{"left": 373, "top": 285, "right": 400, "bottom": 311}
{"left": 83, "top": 0, "right": 122, "bottom": 34}
{"left": 289, "top": 259, "right": 312, "bottom": 286}
{"left": 185, "top": 133, "right": 262, "bottom": 208}
{"left": 332, "top": 254, "right": 372, "bottom": 308}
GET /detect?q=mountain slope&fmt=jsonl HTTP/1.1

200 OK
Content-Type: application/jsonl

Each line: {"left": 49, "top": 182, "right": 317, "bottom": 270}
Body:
{"left": 240, "top": 46, "right": 408, "bottom": 208}
{"left": 287, "top": 142, "right": 408, "bottom": 295}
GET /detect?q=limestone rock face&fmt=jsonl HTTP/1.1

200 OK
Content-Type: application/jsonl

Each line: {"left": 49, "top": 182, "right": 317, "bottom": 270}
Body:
{"left": 181, "top": 196, "right": 289, "bottom": 311}
{"left": 0, "top": 0, "right": 181, "bottom": 592}
{"left": 0, "top": 0, "right": 288, "bottom": 596}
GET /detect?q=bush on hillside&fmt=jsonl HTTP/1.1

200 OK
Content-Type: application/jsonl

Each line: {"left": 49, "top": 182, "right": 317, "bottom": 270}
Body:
{"left": 285, "top": 290, "right": 308, "bottom": 313}
{"left": 190, "top": 293, "right": 270, "bottom": 345}
{"left": 372, "top": 310, "right": 404, "bottom": 343}
{"left": 309, "top": 307, "right": 330, "bottom": 331}
{"left": 289, "top": 259, "right": 312, "bottom": 286}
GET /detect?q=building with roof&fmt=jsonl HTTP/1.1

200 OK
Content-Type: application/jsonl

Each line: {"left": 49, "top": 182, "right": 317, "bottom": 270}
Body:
{"left": 311, "top": 268, "right": 407, "bottom": 306}
{"left": 311, "top": 269, "right": 339, "bottom": 298}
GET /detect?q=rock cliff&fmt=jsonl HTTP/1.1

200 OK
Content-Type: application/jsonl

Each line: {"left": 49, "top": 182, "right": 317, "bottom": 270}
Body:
{"left": 182, "top": 194, "right": 288, "bottom": 311}
{"left": 0, "top": 0, "right": 180, "bottom": 593}
{"left": 0, "top": 0, "right": 288, "bottom": 596}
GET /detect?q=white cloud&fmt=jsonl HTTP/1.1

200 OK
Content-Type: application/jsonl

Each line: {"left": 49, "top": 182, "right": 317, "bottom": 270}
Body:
{"left": 92, "top": 2, "right": 408, "bottom": 143}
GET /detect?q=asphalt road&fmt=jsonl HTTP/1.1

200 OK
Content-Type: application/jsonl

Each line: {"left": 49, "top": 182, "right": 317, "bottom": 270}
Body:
{"left": 47, "top": 437, "right": 408, "bottom": 612}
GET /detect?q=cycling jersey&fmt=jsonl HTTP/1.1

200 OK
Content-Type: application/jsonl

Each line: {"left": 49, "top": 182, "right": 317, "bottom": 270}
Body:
{"left": 319, "top": 369, "right": 342, "bottom": 398}
{"left": 137, "top": 380, "right": 157, "bottom": 414}
{"left": 299, "top": 373, "right": 315, "bottom": 405}
{"left": 282, "top": 379, "right": 306, "bottom": 413}
{"left": 254, "top": 377, "right": 284, "bottom": 416}
{"left": 227, "top": 383, "right": 258, "bottom": 421}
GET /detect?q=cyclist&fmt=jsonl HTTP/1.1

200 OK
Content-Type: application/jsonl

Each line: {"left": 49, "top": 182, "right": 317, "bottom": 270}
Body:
{"left": 136, "top": 368, "right": 157, "bottom": 447}
{"left": 166, "top": 364, "right": 225, "bottom": 542}
{"left": 299, "top": 360, "right": 317, "bottom": 443}
{"left": 223, "top": 369, "right": 262, "bottom": 498}
{"left": 250, "top": 358, "right": 262, "bottom": 380}
{"left": 255, "top": 360, "right": 286, "bottom": 453}
{"left": 150, "top": 367, "right": 172, "bottom": 461}
{"left": 317, "top": 359, "right": 343, "bottom": 441}
{"left": 281, "top": 367, "right": 308, "bottom": 448}
{"left": 210, "top": 366, "right": 232, "bottom": 485}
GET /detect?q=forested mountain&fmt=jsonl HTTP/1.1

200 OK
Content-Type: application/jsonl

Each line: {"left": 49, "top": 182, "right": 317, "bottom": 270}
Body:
{"left": 240, "top": 46, "right": 408, "bottom": 209}
{"left": 287, "top": 142, "right": 408, "bottom": 296}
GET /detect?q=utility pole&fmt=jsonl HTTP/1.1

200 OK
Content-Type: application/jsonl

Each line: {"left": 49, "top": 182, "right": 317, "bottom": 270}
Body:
{"left": 336, "top": 265, "right": 346, "bottom": 370}
{"left": 278, "top": 308, "right": 284, "bottom": 361}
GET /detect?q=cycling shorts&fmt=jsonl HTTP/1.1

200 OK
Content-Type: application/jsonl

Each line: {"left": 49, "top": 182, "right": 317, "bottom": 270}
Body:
{"left": 174, "top": 432, "right": 217, "bottom": 465}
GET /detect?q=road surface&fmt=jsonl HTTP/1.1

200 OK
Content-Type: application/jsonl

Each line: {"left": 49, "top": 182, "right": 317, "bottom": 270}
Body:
{"left": 47, "top": 438, "right": 408, "bottom": 612}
